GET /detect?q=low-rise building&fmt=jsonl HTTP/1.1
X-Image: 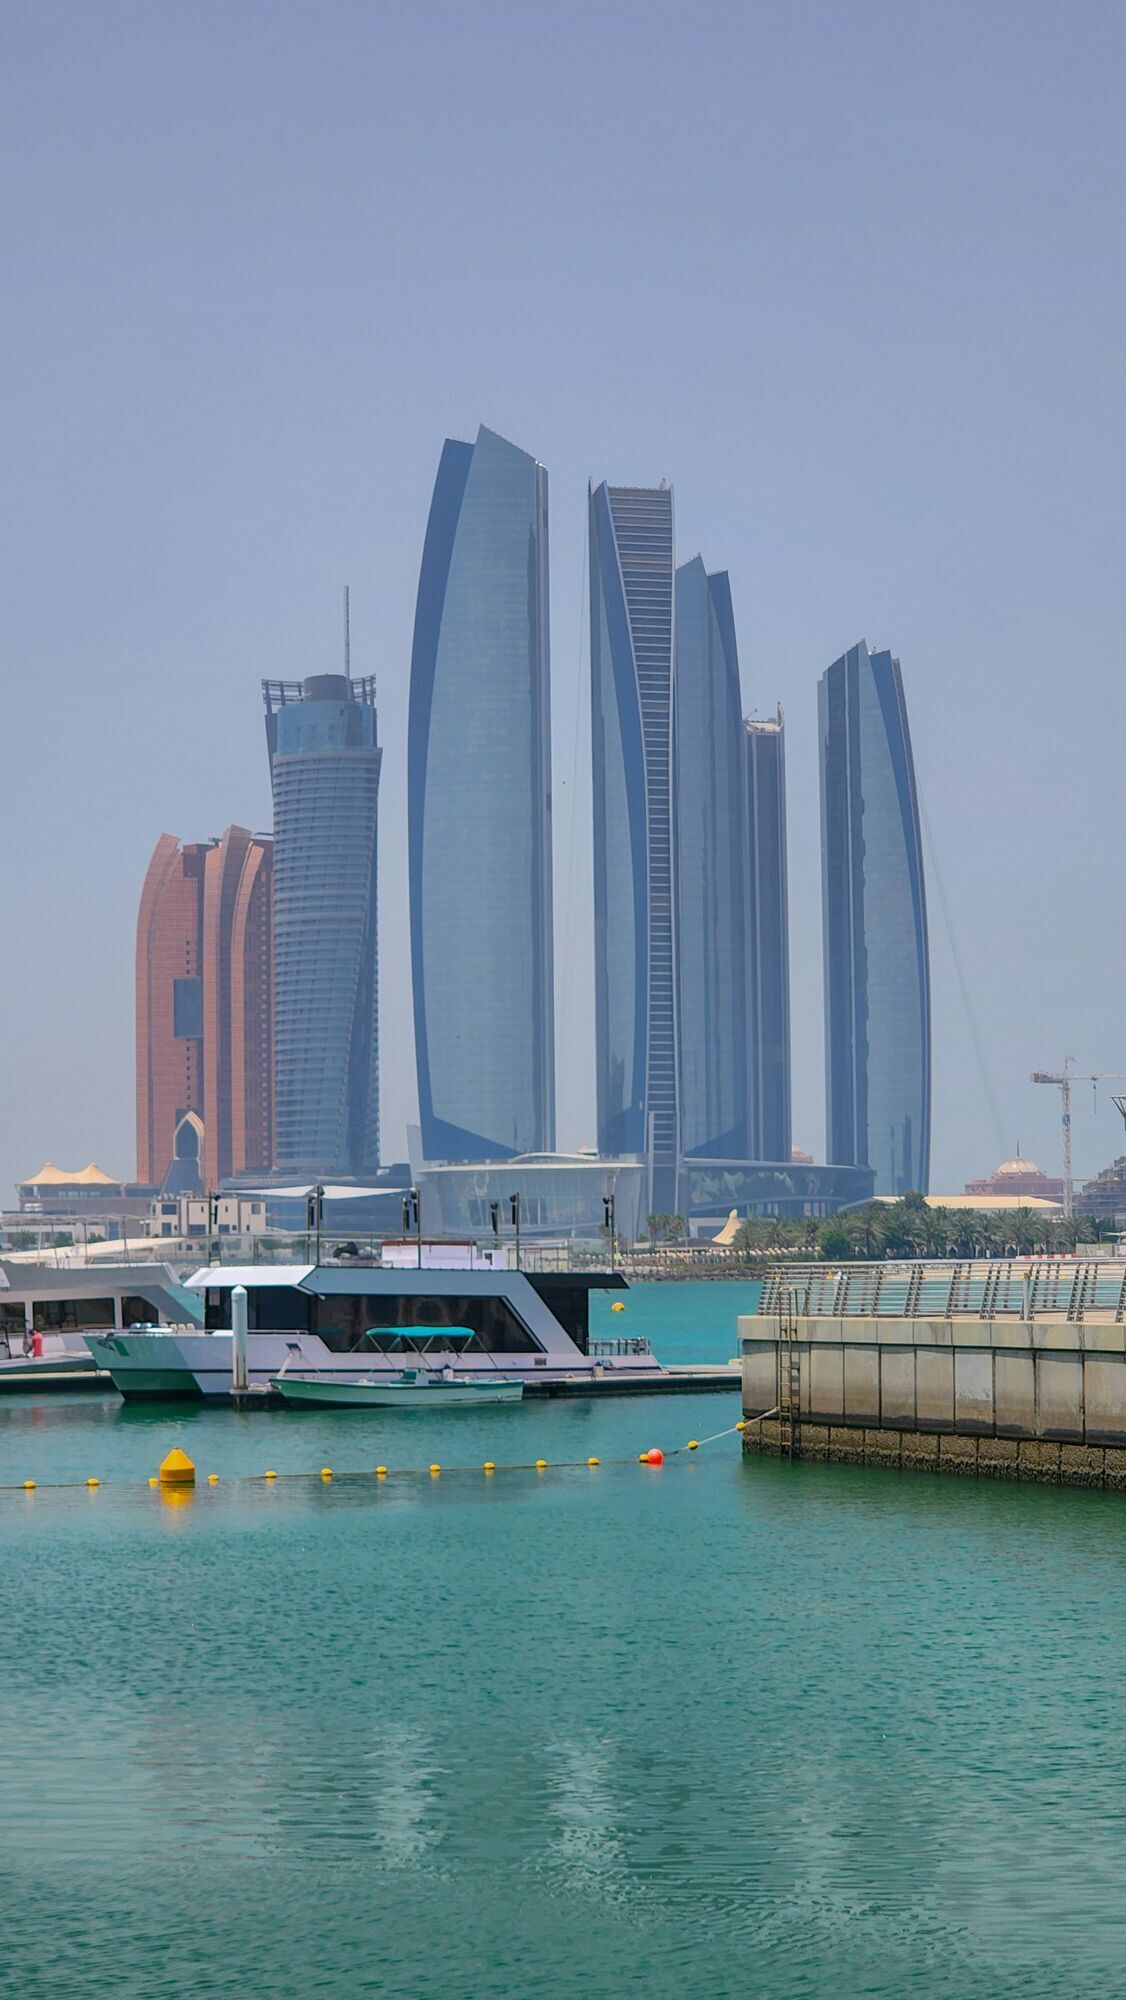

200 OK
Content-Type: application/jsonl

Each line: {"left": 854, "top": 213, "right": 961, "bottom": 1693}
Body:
{"left": 1076, "top": 1158, "right": 1126, "bottom": 1223}
{"left": 145, "top": 1193, "right": 267, "bottom": 1240}
{"left": 964, "top": 1153, "right": 1064, "bottom": 1203}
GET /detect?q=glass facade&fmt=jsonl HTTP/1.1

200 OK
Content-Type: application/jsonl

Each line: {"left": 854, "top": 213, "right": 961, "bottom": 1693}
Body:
{"left": 675, "top": 559, "right": 748, "bottom": 1158}
{"left": 264, "top": 674, "right": 381, "bottom": 1177}
{"left": 745, "top": 714, "right": 791, "bottom": 1163}
{"left": 409, "top": 426, "right": 554, "bottom": 1161}
{"left": 819, "top": 642, "right": 930, "bottom": 1195}
{"left": 589, "top": 482, "right": 679, "bottom": 1212}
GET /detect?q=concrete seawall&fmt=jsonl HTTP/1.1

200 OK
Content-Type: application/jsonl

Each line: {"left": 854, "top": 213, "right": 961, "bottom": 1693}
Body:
{"left": 740, "top": 1312, "right": 1126, "bottom": 1487}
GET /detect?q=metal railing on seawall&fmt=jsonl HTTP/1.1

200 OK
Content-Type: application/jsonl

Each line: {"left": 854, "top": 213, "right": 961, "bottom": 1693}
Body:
{"left": 756, "top": 1258, "right": 1126, "bottom": 1324}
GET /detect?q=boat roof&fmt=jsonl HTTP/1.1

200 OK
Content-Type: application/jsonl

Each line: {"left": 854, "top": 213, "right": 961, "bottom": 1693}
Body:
{"left": 186, "top": 1263, "right": 628, "bottom": 1294}
{"left": 186, "top": 1265, "right": 314, "bottom": 1291}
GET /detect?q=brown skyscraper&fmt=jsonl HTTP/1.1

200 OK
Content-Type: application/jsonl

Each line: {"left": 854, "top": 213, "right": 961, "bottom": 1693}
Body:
{"left": 135, "top": 828, "right": 273, "bottom": 1190}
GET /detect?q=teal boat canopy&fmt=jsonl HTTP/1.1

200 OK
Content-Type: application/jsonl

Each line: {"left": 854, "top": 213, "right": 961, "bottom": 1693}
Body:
{"left": 361, "top": 1326, "right": 477, "bottom": 1349}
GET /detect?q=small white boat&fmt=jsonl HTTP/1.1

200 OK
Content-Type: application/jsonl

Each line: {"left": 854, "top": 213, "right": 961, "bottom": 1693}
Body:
{"left": 271, "top": 1368, "right": 524, "bottom": 1409}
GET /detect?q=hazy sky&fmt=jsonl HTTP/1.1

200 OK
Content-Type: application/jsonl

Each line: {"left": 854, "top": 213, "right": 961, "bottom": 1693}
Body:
{"left": 4, "top": 0, "right": 1125, "bottom": 1200}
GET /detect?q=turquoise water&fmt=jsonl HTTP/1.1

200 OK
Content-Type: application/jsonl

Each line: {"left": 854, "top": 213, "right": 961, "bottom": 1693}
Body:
{"left": 3, "top": 1282, "right": 1125, "bottom": 1998}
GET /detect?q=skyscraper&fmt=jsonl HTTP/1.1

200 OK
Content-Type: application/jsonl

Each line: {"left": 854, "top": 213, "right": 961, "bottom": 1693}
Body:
{"left": 589, "top": 481, "right": 679, "bottom": 1211}
{"left": 136, "top": 827, "right": 273, "bottom": 1190}
{"left": 674, "top": 557, "right": 748, "bottom": 1159}
{"left": 264, "top": 673, "right": 381, "bottom": 1177}
{"left": 819, "top": 640, "right": 930, "bottom": 1194}
{"left": 744, "top": 712, "right": 791, "bottom": 1162}
{"left": 409, "top": 425, "right": 554, "bottom": 1161}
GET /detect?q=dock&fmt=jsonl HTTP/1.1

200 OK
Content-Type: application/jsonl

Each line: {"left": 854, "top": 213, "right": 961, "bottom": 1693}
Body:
{"left": 229, "top": 1364, "right": 741, "bottom": 1407}
{"left": 523, "top": 1363, "right": 739, "bottom": 1398}
{"left": 740, "top": 1259, "right": 1126, "bottom": 1487}
{"left": 0, "top": 1362, "right": 739, "bottom": 1405}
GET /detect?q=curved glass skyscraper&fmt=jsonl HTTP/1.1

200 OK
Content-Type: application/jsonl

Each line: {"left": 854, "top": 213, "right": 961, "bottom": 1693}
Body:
{"left": 675, "top": 558, "right": 747, "bottom": 1159}
{"left": 409, "top": 426, "right": 554, "bottom": 1162}
{"left": 745, "top": 713, "right": 791, "bottom": 1163}
{"left": 819, "top": 641, "right": 930, "bottom": 1194}
{"left": 264, "top": 674, "right": 382, "bottom": 1177}
{"left": 589, "top": 481, "right": 679, "bottom": 1211}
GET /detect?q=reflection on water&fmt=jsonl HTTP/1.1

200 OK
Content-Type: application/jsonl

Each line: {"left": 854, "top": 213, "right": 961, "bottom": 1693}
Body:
{"left": 539, "top": 1738, "right": 635, "bottom": 1914}
{"left": 4, "top": 1299, "right": 1126, "bottom": 1997}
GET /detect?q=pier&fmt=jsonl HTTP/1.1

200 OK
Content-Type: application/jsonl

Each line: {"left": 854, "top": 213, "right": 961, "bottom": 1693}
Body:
{"left": 740, "top": 1260, "right": 1126, "bottom": 1487}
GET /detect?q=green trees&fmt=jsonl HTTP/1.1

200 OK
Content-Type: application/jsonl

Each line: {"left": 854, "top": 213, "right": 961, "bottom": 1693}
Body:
{"left": 645, "top": 1213, "right": 686, "bottom": 1244}
{"left": 694, "top": 1197, "right": 1118, "bottom": 1264}
{"left": 809, "top": 1199, "right": 1105, "bottom": 1261}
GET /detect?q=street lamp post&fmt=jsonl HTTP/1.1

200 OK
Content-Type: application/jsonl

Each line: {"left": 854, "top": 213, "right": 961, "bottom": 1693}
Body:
{"left": 306, "top": 1184, "right": 325, "bottom": 1265}
{"left": 403, "top": 1187, "right": 422, "bottom": 1267}
{"left": 602, "top": 1191, "right": 616, "bottom": 1273}
{"left": 510, "top": 1192, "right": 522, "bottom": 1271}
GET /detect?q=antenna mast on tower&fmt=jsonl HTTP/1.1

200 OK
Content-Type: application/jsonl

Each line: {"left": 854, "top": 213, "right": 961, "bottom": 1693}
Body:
{"left": 344, "top": 585, "right": 351, "bottom": 675}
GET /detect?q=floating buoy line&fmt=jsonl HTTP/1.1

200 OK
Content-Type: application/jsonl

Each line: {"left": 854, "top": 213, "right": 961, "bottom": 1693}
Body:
{"left": 5, "top": 1421, "right": 754, "bottom": 1497}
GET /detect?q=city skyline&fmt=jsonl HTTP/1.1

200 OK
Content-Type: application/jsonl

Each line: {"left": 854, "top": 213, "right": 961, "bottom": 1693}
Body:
{"left": 85, "top": 444, "right": 1114, "bottom": 1215}
{"left": 6, "top": 3, "right": 1124, "bottom": 1204}
{"left": 126, "top": 461, "right": 900, "bottom": 1225}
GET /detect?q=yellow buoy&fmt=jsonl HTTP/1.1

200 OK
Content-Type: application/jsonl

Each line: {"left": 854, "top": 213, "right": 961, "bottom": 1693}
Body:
{"left": 207, "top": 1473, "right": 219, "bottom": 1485}
{"left": 483, "top": 1461, "right": 495, "bottom": 1474}
{"left": 638, "top": 1452, "right": 648, "bottom": 1463}
{"left": 735, "top": 1420, "right": 747, "bottom": 1432}
{"left": 320, "top": 1467, "right": 333, "bottom": 1480}
{"left": 23, "top": 1479, "right": 35, "bottom": 1491}
{"left": 375, "top": 1466, "right": 388, "bottom": 1477}
{"left": 429, "top": 1463, "right": 441, "bottom": 1476}
{"left": 687, "top": 1440, "right": 699, "bottom": 1450}
{"left": 86, "top": 1477, "right": 100, "bottom": 1488}
{"left": 535, "top": 1458, "right": 548, "bottom": 1470}
{"left": 264, "top": 1469, "right": 277, "bottom": 1480}
{"left": 611, "top": 1300, "right": 626, "bottom": 1312}
{"left": 159, "top": 1447, "right": 195, "bottom": 1487}
{"left": 587, "top": 1456, "right": 600, "bottom": 1467}
{"left": 148, "top": 1476, "right": 158, "bottom": 1487}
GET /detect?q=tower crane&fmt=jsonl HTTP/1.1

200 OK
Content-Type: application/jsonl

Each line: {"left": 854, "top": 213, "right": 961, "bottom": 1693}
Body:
{"left": 1030, "top": 1058, "right": 1126, "bottom": 1219}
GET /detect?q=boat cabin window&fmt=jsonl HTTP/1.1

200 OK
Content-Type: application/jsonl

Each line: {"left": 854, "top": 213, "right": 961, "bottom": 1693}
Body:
{"left": 121, "top": 1295, "right": 162, "bottom": 1329}
{"left": 0, "top": 1302, "right": 27, "bottom": 1337}
{"left": 203, "top": 1286, "right": 312, "bottom": 1333}
{"left": 32, "top": 1297, "right": 115, "bottom": 1332}
{"left": 311, "top": 1294, "right": 541, "bottom": 1354}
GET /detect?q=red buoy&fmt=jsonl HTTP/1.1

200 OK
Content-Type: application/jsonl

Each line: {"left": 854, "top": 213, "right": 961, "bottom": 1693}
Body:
{"left": 645, "top": 1448, "right": 664, "bottom": 1465}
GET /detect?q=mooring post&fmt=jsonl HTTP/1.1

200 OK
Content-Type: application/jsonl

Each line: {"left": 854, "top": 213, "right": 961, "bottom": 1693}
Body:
{"left": 232, "top": 1284, "right": 248, "bottom": 1396}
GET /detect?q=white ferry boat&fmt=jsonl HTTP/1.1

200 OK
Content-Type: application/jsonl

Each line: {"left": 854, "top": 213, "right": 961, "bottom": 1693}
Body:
{"left": 84, "top": 1263, "right": 647, "bottom": 1400}
{"left": 0, "top": 1260, "right": 202, "bottom": 1390}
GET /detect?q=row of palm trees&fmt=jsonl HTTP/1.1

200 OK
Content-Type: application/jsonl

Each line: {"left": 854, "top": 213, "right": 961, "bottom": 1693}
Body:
{"left": 732, "top": 1194, "right": 1120, "bottom": 1262}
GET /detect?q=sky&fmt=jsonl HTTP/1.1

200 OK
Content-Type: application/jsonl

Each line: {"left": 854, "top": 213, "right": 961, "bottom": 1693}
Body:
{"left": 3, "top": 0, "right": 1125, "bottom": 1201}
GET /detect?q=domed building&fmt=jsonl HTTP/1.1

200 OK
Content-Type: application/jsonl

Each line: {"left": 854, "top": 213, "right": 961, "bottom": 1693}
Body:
{"left": 964, "top": 1152, "right": 1064, "bottom": 1203}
